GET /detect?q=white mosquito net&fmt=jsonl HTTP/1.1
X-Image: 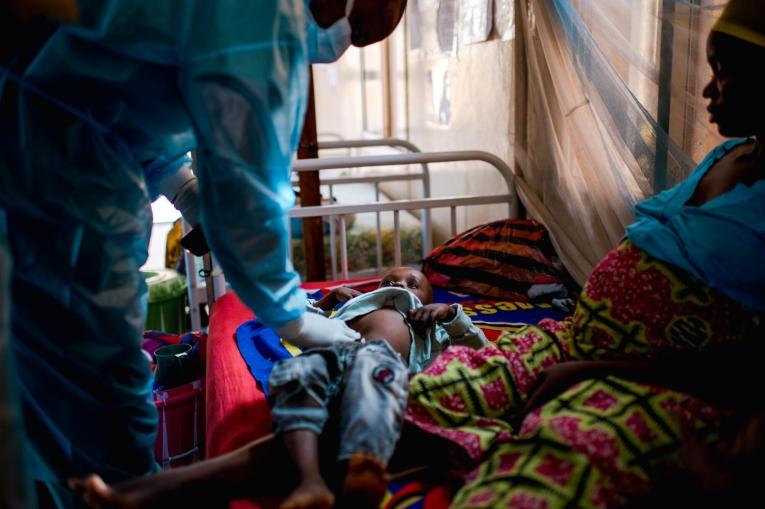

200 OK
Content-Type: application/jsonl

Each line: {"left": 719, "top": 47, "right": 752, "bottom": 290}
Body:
{"left": 515, "top": 0, "right": 727, "bottom": 282}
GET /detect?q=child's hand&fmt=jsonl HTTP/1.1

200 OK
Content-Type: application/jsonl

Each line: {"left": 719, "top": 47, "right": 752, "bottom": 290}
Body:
{"left": 315, "top": 287, "right": 362, "bottom": 310}
{"left": 408, "top": 303, "right": 456, "bottom": 333}
{"left": 332, "top": 287, "right": 362, "bottom": 302}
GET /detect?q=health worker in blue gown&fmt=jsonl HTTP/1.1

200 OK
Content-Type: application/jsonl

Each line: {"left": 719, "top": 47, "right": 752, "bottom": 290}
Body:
{"left": 0, "top": 0, "right": 411, "bottom": 506}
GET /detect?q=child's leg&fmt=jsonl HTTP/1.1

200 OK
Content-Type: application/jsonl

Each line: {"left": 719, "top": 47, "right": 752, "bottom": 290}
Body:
{"left": 268, "top": 347, "right": 354, "bottom": 509}
{"left": 279, "top": 430, "right": 334, "bottom": 509}
{"left": 335, "top": 340, "right": 409, "bottom": 507}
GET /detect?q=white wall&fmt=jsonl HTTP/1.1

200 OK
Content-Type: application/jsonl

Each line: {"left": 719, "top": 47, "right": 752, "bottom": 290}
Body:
{"left": 313, "top": 6, "right": 519, "bottom": 245}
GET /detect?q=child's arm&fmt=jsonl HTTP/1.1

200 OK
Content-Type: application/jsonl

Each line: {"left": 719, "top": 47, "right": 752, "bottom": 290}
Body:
{"left": 438, "top": 304, "right": 489, "bottom": 348}
{"left": 408, "top": 303, "right": 489, "bottom": 349}
{"left": 312, "top": 287, "right": 362, "bottom": 311}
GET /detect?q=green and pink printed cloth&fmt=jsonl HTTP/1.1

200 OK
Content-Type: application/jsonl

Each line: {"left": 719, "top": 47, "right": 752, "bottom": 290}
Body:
{"left": 405, "top": 240, "right": 761, "bottom": 508}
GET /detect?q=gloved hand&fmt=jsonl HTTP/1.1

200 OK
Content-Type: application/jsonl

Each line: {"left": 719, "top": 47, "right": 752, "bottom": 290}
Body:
{"left": 275, "top": 312, "right": 360, "bottom": 349}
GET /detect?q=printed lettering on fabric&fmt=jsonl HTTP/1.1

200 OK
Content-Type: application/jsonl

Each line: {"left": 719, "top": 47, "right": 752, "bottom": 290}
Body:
{"left": 462, "top": 301, "right": 550, "bottom": 316}
{"left": 305, "top": 286, "right": 569, "bottom": 327}
{"left": 430, "top": 290, "right": 569, "bottom": 329}
{"left": 372, "top": 365, "right": 396, "bottom": 385}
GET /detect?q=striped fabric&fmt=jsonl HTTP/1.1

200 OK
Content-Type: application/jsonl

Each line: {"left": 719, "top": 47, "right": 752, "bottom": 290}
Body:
{"left": 422, "top": 219, "right": 566, "bottom": 300}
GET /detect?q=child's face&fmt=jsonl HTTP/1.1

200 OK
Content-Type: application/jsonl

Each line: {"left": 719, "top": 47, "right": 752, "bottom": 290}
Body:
{"left": 379, "top": 267, "right": 433, "bottom": 304}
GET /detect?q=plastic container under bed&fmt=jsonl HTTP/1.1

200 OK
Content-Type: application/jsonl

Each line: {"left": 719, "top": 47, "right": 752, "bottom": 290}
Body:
{"left": 154, "top": 379, "right": 205, "bottom": 469}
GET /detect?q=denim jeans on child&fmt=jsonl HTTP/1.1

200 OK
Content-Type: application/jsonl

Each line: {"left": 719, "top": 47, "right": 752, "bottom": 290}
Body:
{"left": 268, "top": 339, "right": 408, "bottom": 463}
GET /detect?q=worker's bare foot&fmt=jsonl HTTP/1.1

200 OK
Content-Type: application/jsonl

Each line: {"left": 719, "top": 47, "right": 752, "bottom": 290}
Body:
{"left": 69, "top": 475, "right": 145, "bottom": 509}
{"left": 69, "top": 472, "right": 196, "bottom": 509}
{"left": 337, "top": 453, "right": 388, "bottom": 509}
{"left": 279, "top": 477, "right": 335, "bottom": 509}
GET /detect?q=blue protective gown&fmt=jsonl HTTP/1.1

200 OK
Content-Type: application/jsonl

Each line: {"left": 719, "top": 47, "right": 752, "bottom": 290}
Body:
{"left": 0, "top": 0, "right": 309, "bottom": 502}
{"left": 0, "top": 211, "right": 34, "bottom": 508}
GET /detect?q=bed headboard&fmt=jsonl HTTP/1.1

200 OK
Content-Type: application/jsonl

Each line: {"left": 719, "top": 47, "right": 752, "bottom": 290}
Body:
{"left": 183, "top": 143, "right": 518, "bottom": 330}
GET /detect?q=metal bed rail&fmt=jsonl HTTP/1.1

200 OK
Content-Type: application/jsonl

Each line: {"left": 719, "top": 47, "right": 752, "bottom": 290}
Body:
{"left": 184, "top": 148, "right": 516, "bottom": 329}
{"left": 289, "top": 194, "right": 514, "bottom": 280}
{"left": 291, "top": 149, "right": 518, "bottom": 279}
{"left": 318, "top": 138, "right": 426, "bottom": 153}
{"left": 292, "top": 138, "right": 432, "bottom": 278}
{"left": 293, "top": 150, "right": 517, "bottom": 214}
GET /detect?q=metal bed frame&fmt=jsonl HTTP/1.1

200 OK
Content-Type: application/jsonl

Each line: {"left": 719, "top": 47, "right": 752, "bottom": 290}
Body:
{"left": 184, "top": 140, "right": 517, "bottom": 331}
{"left": 295, "top": 138, "right": 432, "bottom": 280}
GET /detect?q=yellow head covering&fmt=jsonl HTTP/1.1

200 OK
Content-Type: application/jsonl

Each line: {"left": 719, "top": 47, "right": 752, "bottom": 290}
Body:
{"left": 713, "top": 0, "right": 765, "bottom": 48}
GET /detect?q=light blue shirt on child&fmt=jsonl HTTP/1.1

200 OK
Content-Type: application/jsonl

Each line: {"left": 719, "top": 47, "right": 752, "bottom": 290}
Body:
{"left": 310, "top": 287, "right": 489, "bottom": 373}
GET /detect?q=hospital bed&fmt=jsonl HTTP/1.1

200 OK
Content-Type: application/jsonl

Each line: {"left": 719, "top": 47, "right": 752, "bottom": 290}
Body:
{"left": 185, "top": 140, "right": 518, "bottom": 327}
{"left": 198, "top": 145, "right": 565, "bottom": 508}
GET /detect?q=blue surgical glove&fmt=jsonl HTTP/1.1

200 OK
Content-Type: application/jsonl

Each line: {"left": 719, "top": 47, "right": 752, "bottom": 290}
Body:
{"left": 275, "top": 313, "right": 360, "bottom": 349}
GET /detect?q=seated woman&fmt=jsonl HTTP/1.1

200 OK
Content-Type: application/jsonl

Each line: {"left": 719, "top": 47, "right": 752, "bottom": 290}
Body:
{"left": 71, "top": 1, "right": 765, "bottom": 507}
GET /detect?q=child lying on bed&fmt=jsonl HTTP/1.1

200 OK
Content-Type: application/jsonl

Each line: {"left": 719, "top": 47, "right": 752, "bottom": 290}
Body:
{"left": 269, "top": 266, "right": 488, "bottom": 509}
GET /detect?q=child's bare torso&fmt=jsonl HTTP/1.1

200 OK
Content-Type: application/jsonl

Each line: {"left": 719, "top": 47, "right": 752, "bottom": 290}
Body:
{"left": 346, "top": 306, "right": 411, "bottom": 362}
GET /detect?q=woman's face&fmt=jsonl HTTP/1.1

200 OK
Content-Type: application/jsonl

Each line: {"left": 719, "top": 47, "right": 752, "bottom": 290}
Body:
{"left": 702, "top": 31, "right": 765, "bottom": 137}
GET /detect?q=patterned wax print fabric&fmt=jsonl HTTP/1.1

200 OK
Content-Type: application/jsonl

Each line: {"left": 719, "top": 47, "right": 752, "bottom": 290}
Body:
{"left": 422, "top": 219, "right": 569, "bottom": 301}
{"left": 405, "top": 240, "right": 761, "bottom": 508}
{"left": 447, "top": 377, "right": 723, "bottom": 508}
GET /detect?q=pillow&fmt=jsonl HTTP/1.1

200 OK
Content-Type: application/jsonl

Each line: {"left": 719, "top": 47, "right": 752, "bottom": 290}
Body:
{"left": 422, "top": 218, "right": 568, "bottom": 301}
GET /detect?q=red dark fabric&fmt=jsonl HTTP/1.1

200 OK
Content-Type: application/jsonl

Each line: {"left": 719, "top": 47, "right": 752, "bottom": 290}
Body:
{"left": 205, "top": 293, "right": 267, "bottom": 459}
{"left": 206, "top": 293, "right": 272, "bottom": 509}
{"left": 301, "top": 277, "right": 381, "bottom": 292}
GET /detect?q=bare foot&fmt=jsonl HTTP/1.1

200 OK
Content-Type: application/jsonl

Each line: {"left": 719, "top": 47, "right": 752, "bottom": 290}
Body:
{"left": 69, "top": 472, "right": 194, "bottom": 509}
{"left": 337, "top": 453, "right": 388, "bottom": 509}
{"left": 279, "top": 477, "right": 335, "bottom": 509}
{"left": 69, "top": 475, "right": 142, "bottom": 509}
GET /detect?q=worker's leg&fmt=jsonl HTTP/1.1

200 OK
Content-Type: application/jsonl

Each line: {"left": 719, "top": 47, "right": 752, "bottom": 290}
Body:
{"left": 8, "top": 210, "right": 158, "bottom": 493}
{"left": 0, "top": 210, "right": 34, "bottom": 508}
{"left": 71, "top": 432, "right": 298, "bottom": 509}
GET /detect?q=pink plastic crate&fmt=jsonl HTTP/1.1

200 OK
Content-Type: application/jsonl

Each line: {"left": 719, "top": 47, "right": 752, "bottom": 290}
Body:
{"left": 154, "top": 378, "right": 205, "bottom": 469}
